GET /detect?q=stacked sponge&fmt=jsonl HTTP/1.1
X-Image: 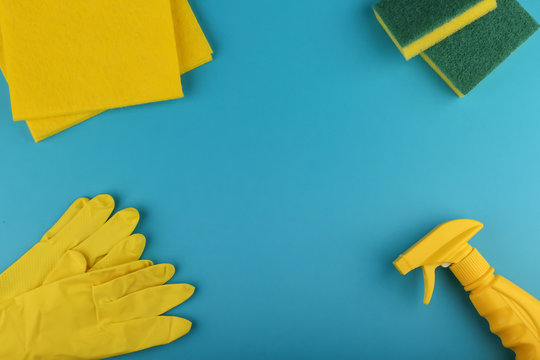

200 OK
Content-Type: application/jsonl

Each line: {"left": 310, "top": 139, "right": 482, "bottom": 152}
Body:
{"left": 373, "top": 0, "right": 538, "bottom": 97}
{"left": 0, "top": 0, "right": 212, "bottom": 142}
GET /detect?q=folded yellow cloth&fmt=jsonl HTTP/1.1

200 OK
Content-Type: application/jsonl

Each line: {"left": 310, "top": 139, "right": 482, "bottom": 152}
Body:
{"left": 0, "top": 0, "right": 212, "bottom": 142}
{"left": 171, "top": 0, "right": 214, "bottom": 74}
{"left": 31, "top": 0, "right": 212, "bottom": 142}
{"left": 0, "top": 0, "right": 183, "bottom": 120}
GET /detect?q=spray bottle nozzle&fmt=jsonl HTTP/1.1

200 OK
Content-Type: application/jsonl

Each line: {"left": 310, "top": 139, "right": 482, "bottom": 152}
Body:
{"left": 393, "top": 219, "right": 484, "bottom": 304}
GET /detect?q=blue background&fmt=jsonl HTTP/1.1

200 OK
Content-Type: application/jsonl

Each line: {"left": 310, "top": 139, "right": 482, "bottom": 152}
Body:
{"left": 0, "top": 0, "right": 539, "bottom": 359}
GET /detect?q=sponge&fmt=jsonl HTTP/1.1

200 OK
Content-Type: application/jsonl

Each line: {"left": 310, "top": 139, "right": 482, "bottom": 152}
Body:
{"left": 421, "top": 0, "right": 539, "bottom": 97}
{"left": 373, "top": 0, "right": 497, "bottom": 60}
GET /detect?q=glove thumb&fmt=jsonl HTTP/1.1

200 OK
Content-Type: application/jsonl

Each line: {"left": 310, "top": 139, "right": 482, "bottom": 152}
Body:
{"left": 43, "top": 250, "right": 88, "bottom": 285}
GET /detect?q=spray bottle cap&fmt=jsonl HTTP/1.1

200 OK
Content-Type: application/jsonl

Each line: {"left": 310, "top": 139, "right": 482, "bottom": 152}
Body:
{"left": 393, "top": 219, "right": 483, "bottom": 304}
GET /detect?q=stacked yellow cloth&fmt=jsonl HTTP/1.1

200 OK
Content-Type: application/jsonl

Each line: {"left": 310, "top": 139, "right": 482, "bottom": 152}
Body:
{"left": 0, "top": 0, "right": 212, "bottom": 142}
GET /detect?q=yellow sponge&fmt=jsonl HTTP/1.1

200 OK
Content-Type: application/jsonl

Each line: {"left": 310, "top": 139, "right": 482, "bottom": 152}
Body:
{"left": 373, "top": 0, "right": 497, "bottom": 60}
{"left": 420, "top": 0, "right": 539, "bottom": 96}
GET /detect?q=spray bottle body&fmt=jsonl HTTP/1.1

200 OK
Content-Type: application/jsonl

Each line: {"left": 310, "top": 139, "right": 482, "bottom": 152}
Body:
{"left": 451, "top": 248, "right": 540, "bottom": 359}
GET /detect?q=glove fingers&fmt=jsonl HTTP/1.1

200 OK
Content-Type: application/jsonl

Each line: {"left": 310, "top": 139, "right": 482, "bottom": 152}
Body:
{"left": 46, "top": 194, "right": 115, "bottom": 249}
{"left": 94, "top": 263, "right": 175, "bottom": 300}
{"left": 45, "top": 231, "right": 141, "bottom": 284}
{"left": 90, "top": 234, "right": 146, "bottom": 271}
{"left": 73, "top": 208, "right": 140, "bottom": 267}
{"left": 103, "top": 316, "right": 192, "bottom": 355}
{"left": 42, "top": 197, "right": 89, "bottom": 240}
{"left": 43, "top": 250, "right": 88, "bottom": 284}
{"left": 99, "top": 284, "right": 195, "bottom": 322}
{"left": 84, "top": 260, "right": 153, "bottom": 285}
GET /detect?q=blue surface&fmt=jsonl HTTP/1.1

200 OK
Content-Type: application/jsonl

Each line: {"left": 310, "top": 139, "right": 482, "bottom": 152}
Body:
{"left": 0, "top": 0, "right": 539, "bottom": 359}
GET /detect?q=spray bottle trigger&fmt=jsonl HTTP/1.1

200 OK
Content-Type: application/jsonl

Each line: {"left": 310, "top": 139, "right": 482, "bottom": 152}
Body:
{"left": 422, "top": 264, "right": 439, "bottom": 305}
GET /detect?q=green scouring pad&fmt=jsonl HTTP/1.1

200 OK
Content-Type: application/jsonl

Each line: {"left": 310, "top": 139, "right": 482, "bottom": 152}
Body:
{"left": 422, "top": 0, "right": 539, "bottom": 97}
{"left": 373, "top": 0, "right": 497, "bottom": 60}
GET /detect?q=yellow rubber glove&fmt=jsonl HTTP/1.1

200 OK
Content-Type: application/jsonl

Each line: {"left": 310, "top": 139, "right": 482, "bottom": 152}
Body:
{"left": 0, "top": 194, "right": 146, "bottom": 302}
{"left": 0, "top": 260, "right": 195, "bottom": 359}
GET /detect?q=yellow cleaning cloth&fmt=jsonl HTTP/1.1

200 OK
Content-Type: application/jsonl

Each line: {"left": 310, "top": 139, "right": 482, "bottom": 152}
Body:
{"left": 171, "top": 0, "right": 214, "bottom": 74}
{"left": 0, "top": 0, "right": 183, "bottom": 121}
{"left": 0, "top": 0, "right": 212, "bottom": 142}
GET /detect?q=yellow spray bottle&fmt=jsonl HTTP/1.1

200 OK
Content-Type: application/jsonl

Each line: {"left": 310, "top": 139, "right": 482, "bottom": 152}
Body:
{"left": 394, "top": 219, "right": 540, "bottom": 359}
